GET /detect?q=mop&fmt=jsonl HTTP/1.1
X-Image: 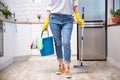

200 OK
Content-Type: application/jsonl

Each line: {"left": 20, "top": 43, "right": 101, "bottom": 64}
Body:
{"left": 73, "top": 6, "right": 90, "bottom": 69}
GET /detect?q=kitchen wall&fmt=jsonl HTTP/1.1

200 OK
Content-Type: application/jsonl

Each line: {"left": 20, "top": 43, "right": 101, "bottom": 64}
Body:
{"left": 107, "top": 26, "right": 120, "bottom": 69}
{"left": 1, "top": 0, "right": 114, "bottom": 23}
{"left": 0, "top": 0, "right": 49, "bottom": 22}
{"left": 107, "top": 0, "right": 114, "bottom": 24}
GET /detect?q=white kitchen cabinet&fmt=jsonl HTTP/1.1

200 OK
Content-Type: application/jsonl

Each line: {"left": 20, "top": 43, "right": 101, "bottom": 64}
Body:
{"left": 107, "top": 25, "right": 120, "bottom": 68}
{"left": 15, "top": 24, "right": 53, "bottom": 56}
{"left": 15, "top": 24, "right": 32, "bottom": 57}
{"left": 0, "top": 22, "right": 16, "bottom": 70}
{"left": 3, "top": 22, "right": 15, "bottom": 59}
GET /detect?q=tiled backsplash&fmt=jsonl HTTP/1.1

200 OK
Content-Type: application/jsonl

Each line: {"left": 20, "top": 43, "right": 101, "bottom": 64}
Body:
{"left": 0, "top": 0, "right": 49, "bottom": 22}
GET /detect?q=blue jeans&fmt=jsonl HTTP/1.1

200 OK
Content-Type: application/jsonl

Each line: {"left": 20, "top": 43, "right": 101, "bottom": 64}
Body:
{"left": 50, "top": 13, "right": 73, "bottom": 63}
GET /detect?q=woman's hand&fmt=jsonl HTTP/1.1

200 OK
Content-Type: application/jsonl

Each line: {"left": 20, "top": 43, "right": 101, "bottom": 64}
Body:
{"left": 74, "top": 12, "right": 85, "bottom": 28}
{"left": 73, "top": 6, "right": 85, "bottom": 28}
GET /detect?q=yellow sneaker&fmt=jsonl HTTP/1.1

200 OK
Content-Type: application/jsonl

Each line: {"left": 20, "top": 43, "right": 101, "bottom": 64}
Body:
{"left": 64, "top": 71, "right": 72, "bottom": 78}
{"left": 56, "top": 65, "right": 65, "bottom": 75}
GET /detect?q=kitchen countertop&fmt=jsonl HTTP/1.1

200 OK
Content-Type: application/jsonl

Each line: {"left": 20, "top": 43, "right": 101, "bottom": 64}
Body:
{"left": 0, "top": 18, "right": 45, "bottom": 24}
{"left": 0, "top": 18, "right": 14, "bottom": 23}
{"left": 0, "top": 18, "right": 78, "bottom": 24}
{"left": 108, "top": 23, "right": 120, "bottom": 27}
{"left": 2, "top": 18, "right": 119, "bottom": 26}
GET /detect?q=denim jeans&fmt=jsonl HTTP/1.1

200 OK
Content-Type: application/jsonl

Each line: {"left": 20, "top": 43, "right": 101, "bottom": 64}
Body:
{"left": 50, "top": 13, "right": 73, "bottom": 63}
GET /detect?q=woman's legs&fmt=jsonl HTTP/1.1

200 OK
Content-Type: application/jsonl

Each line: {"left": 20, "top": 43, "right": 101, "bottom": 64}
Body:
{"left": 50, "top": 13, "right": 73, "bottom": 77}
{"left": 50, "top": 22, "right": 73, "bottom": 67}
{"left": 50, "top": 23, "right": 65, "bottom": 74}
{"left": 50, "top": 23, "right": 63, "bottom": 63}
{"left": 62, "top": 22, "right": 73, "bottom": 71}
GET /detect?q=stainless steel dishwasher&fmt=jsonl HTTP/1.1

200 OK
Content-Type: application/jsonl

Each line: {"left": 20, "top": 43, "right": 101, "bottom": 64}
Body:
{"left": 0, "top": 21, "right": 3, "bottom": 56}
{"left": 77, "top": 21, "right": 106, "bottom": 60}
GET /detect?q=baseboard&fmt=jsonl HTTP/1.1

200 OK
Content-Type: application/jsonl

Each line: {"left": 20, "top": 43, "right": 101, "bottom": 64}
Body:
{"left": 107, "top": 57, "right": 120, "bottom": 69}
{"left": 0, "top": 56, "right": 31, "bottom": 71}
{"left": 0, "top": 58, "right": 14, "bottom": 71}
{"left": 14, "top": 55, "right": 31, "bottom": 62}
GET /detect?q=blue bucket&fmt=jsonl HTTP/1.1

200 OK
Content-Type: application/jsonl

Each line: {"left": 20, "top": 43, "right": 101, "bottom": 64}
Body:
{"left": 40, "top": 31, "right": 54, "bottom": 56}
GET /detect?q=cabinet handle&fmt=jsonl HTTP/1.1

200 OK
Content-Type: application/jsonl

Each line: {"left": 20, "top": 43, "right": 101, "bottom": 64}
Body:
{"left": 3, "top": 23, "right": 6, "bottom": 33}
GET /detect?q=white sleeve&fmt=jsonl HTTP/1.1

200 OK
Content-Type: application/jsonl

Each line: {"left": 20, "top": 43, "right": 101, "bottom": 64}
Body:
{"left": 73, "top": 0, "right": 78, "bottom": 6}
{"left": 46, "top": 0, "right": 53, "bottom": 11}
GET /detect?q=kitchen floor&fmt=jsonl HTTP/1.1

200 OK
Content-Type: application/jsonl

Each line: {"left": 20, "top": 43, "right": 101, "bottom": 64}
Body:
{"left": 0, "top": 56, "right": 120, "bottom": 80}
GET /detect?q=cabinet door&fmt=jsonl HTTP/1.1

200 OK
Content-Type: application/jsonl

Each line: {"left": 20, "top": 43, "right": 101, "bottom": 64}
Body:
{"left": 71, "top": 24, "right": 77, "bottom": 55}
{"left": 15, "top": 24, "right": 32, "bottom": 56}
{"left": 3, "top": 22, "right": 15, "bottom": 59}
{"left": 0, "top": 22, "right": 15, "bottom": 70}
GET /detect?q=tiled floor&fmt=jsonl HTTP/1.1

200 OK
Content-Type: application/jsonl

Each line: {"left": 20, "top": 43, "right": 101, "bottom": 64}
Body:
{"left": 0, "top": 56, "right": 120, "bottom": 80}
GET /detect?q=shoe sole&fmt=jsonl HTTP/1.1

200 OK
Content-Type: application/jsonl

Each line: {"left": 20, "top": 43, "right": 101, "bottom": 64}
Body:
{"left": 65, "top": 76, "right": 72, "bottom": 78}
{"left": 56, "top": 72, "right": 63, "bottom": 75}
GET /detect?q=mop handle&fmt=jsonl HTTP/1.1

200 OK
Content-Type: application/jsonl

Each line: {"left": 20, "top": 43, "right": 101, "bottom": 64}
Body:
{"left": 80, "top": 6, "right": 85, "bottom": 64}
{"left": 81, "top": 28, "right": 84, "bottom": 63}
{"left": 82, "top": 7, "right": 84, "bottom": 19}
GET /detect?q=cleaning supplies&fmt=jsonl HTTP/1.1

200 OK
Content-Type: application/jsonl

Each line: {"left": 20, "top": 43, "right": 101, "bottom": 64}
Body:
{"left": 36, "top": 38, "right": 43, "bottom": 50}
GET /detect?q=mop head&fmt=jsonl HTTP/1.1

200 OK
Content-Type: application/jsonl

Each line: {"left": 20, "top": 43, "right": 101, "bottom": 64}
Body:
{"left": 73, "top": 62, "right": 90, "bottom": 69}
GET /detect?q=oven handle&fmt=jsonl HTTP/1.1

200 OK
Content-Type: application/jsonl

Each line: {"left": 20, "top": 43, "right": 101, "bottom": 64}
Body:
{"left": 84, "top": 22, "right": 105, "bottom": 28}
{"left": 85, "top": 25, "right": 104, "bottom": 28}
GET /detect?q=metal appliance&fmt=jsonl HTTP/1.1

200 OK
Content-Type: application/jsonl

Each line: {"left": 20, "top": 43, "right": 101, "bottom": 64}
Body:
{"left": 77, "top": 0, "right": 107, "bottom": 60}
{"left": 0, "top": 21, "right": 3, "bottom": 56}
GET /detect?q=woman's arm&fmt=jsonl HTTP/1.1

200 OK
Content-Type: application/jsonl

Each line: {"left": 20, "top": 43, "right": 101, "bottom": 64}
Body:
{"left": 42, "top": 10, "right": 51, "bottom": 31}
{"left": 46, "top": 10, "right": 51, "bottom": 17}
{"left": 42, "top": 0, "right": 52, "bottom": 31}
{"left": 73, "top": 6, "right": 79, "bottom": 13}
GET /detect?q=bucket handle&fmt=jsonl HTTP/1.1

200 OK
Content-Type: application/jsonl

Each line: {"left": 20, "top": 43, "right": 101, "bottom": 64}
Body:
{"left": 41, "top": 30, "right": 49, "bottom": 38}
